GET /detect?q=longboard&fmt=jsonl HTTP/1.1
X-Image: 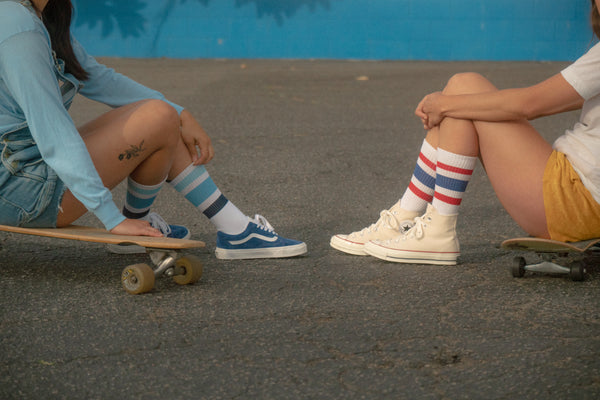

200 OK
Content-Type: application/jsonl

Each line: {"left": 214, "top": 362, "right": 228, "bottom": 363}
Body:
{"left": 0, "top": 224, "right": 206, "bottom": 294}
{"left": 501, "top": 237, "right": 600, "bottom": 281}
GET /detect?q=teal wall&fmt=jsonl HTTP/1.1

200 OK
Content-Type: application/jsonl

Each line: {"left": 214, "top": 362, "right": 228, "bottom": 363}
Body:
{"left": 71, "top": 0, "right": 594, "bottom": 61}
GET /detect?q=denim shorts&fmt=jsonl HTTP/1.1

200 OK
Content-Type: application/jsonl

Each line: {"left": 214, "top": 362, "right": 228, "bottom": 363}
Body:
{"left": 0, "top": 127, "right": 66, "bottom": 228}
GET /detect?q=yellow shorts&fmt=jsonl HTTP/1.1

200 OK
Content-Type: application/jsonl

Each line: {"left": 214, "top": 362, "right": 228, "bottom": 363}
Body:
{"left": 543, "top": 151, "right": 600, "bottom": 242}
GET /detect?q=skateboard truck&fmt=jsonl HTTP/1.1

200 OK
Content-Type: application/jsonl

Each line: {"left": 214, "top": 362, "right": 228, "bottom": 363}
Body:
{"left": 511, "top": 254, "right": 586, "bottom": 281}
{"left": 121, "top": 249, "right": 203, "bottom": 295}
{"left": 502, "top": 237, "right": 599, "bottom": 282}
{"left": 150, "top": 250, "right": 182, "bottom": 277}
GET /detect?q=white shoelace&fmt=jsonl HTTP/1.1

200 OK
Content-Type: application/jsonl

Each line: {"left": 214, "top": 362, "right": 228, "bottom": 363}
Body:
{"left": 252, "top": 214, "right": 276, "bottom": 234}
{"left": 357, "top": 210, "right": 401, "bottom": 236}
{"left": 144, "top": 212, "right": 172, "bottom": 236}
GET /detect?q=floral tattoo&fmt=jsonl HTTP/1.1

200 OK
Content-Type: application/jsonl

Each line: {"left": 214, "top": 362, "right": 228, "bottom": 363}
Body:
{"left": 118, "top": 140, "right": 145, "bottom": 161}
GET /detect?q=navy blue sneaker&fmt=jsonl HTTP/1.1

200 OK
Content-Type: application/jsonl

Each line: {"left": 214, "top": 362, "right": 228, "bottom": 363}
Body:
{"left": 107, "top": 212, "right": 191, "bottom": 254}
{"left": 215, "top": 215, "right": 307, "bottom": 259}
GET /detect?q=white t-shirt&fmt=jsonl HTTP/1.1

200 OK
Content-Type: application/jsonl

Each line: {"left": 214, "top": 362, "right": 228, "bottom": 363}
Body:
{"left": 556, "top": 42, "right": 600, "bottom": 204}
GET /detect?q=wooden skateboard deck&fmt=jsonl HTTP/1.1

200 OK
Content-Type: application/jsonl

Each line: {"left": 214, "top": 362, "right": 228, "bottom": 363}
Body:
{"left": 501, "top": 237, "right": 600, "bottom": 254}
{"left": 500, "top": 237, "right": 600, "bottom": 281}
{"left": 0, "top": 224, "right": 206, "bottom": 294}
{"left": 0, "top": 224, "right": 205, "bottom": 249}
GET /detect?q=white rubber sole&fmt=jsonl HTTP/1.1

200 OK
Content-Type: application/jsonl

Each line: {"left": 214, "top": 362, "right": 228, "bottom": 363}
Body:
{"left": 364, "top": 242, "right": 458, "bottom": 265}
{"left": 329, "top": 235, "right": 368, "bottom": 256}
{"left": 215, "top": 242, "right": 307, "bottom": 260}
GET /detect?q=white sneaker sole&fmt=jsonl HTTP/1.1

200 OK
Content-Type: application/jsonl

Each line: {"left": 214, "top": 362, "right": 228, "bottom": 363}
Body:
{"left": 330, "top": 235, "right": 368, "bottom": 256}
{"left": 364, "top": 242, "right": 458, "bottom": 265}
{"left": 215, "top": 243, "right": 307, "bottom": 260}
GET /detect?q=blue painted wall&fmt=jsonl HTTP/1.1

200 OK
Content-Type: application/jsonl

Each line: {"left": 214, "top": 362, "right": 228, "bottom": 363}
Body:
{"left": 71, "top": 0, "right": 594, "bottom": 61}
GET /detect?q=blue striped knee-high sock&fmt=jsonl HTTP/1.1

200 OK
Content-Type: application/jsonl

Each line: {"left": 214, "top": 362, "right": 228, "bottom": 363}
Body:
{"left": 123, "top": 176, "right": 166, "bottom": 219}
{"left": 169, "top": 164, "right": 248, "bottom": 234}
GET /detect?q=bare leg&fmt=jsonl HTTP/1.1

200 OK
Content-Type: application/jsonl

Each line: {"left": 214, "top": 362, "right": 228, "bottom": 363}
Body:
{"left": 57, "top": 100, "right": 192, "bottom": 227}
{"left": 426, "top": 73, "right": 552, "bottom": 238}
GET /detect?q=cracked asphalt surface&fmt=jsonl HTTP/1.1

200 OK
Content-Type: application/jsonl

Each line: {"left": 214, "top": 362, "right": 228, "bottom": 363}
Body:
{"left": 1, "top": 59, "right": 599, "bottom": 399}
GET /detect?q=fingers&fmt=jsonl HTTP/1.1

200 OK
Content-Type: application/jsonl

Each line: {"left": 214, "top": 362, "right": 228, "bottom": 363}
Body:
{"left": 137, "top": 225, "right": 163, "bottom": 237}
{"left": 180, "top": 116, "right": 215, "bottom": 165}
{"left": 110, "top": 219, "right": 163, "bottom": 237}
{"left": 184, "top": 140, "right": 199, "bottom": 164}
{"left": 415, "top": 98, "right": 427, "bottom": 119}
{"left": 195, "top": 141, "right": 214, "bottom": 165}
{"left": 415, "top": 96, "right": 431, "bottom": 130}
{"left": 186, "top": 141, "right": 214, "bottom": 166}
{"left": 422, "top": 117, "right": 430, "bottom": 130}
{"left": 182, "top": 135, "right": 215, "bottom": 165}
{"left": 415, "top": 93, "right": 444, "bottom": 131}
{"left": 416, "top": 102, "right": 429, "bottom": 130}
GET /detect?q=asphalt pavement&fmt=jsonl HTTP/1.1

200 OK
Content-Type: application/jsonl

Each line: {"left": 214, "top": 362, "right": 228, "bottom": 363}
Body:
{"left": 1, "top": 59, "right": 599, "bottom": 399}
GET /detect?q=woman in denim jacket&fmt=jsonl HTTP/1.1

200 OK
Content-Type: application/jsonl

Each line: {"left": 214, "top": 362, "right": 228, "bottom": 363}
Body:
{"left": 0, "top": 0, "right": 306, "bottom": 260}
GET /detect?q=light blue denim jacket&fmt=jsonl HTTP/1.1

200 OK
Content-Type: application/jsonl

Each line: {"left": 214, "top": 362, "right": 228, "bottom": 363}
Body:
{"left": 0, "top": 0, "right": 184, "bottom": 230}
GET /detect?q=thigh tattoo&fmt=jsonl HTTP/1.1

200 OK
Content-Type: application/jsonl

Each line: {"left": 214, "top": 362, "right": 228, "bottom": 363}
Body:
{"left": 118, "top": 140, "right": 145, "bottom": 161}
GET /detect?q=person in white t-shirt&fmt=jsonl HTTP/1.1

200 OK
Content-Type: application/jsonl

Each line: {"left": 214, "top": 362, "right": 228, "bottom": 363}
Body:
{"left": 330, "top": 0, "right": 600, "bottom": 265}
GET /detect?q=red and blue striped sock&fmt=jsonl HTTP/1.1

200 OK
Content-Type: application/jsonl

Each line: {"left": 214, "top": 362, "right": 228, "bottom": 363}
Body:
{"left": 400, "top": 139, "right": 437, "bottom": 213}
{"left": 432, "top": 148, "right": 477, "bottom": 215}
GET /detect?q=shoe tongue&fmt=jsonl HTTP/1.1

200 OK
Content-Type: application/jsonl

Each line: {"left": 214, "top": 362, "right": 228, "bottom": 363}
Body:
{"left": 146, "top": 213, "right": 171, "bottom": 236}
{"left": 253, "top": 214, "right": 275, "bottom": 232}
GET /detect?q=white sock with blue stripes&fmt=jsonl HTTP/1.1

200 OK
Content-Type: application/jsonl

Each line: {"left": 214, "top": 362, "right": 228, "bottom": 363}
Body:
{"left": 169, "top": 164, "right": 248, "bottom": 235}
{"left": 123, "top": 176, "right": 166, "bottom": 219}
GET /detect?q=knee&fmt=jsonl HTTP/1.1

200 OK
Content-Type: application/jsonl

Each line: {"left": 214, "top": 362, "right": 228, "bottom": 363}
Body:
{"left": 444, "top": 72, "right": 496, "bottom": 95}
{"left": 138, "top": 100, "right": 180, "bottom": 146}
{"left": 141, "top": 99, "right": 180, "bottom": 130}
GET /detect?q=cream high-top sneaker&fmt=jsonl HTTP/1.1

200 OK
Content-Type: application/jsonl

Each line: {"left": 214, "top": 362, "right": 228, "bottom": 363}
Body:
{"left": 330, "top": 201, "right": 421, "bottom": 256}
{"left": 363, "top": 203, "right": 459, "bottom": 265}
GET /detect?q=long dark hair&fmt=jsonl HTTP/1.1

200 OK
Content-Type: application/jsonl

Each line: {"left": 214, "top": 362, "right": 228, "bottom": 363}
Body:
{"left": 592, "top": 0, "right": 600, "bottom": 39}
{"left": 42, "top": 0, "right": 89, "bottom": 80}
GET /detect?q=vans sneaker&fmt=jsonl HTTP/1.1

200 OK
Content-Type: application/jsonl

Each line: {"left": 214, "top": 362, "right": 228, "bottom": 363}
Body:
{"left": 215, "top": 214, "right": 307, "bottom": 259}
{"left": 330, "top": 201, "right": 420, "bottom": 255}
{"left": 107, "top": 212, "right": 191, "bottom": 254}
{"left": 364, "top": 204, "right": 459, "bottom": 265}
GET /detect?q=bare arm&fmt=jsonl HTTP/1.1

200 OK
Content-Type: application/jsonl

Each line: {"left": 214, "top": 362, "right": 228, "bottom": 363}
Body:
{"left": 415, "top": 73, "right": 584, "bottom": 130}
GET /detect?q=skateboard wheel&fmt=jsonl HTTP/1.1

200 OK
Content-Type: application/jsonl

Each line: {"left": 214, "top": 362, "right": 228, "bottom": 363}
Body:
{"left": 173, "top": 255, "right": 203, "bottom": 285}
{"left": 122, "top": 263, "right": 155, "bottom": 294}
{"left": 569, "top": 261, "right": 585, "bottom": 282}
{"left": 512, "top": 256, "right": 526, "bottom": 278}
